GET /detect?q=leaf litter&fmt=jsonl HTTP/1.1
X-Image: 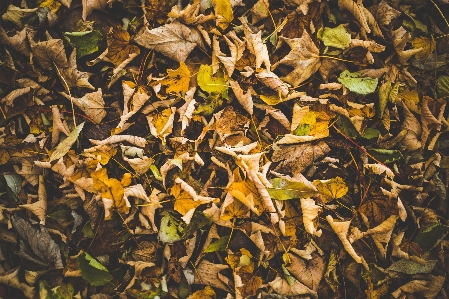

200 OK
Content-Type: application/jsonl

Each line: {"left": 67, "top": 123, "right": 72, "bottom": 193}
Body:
{"left": 0, "top": 0, "right": 448, "bottom": 298}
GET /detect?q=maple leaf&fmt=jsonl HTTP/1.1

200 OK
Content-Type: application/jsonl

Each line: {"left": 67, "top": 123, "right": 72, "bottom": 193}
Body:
{"left": 273, "top": 30, "right": 320, "bottom": 87}
{"left": 106, "top": 27, "right": 140, "bottom": 66}
{"left": 58, "top": 49, "right": 95, "bottom": 91}
{"left": 134, "top": 21, "right": 205, "bottom": 62}
{"left": 60, "top": 89, "right": 106, "bottom": 124}
{"left": 30, "top": 37, "right": 69, "bottom": 70}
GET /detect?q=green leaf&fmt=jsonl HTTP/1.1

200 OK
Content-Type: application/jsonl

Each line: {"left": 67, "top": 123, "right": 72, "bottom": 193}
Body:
{"left": 77, "top": 252, "right": 113, "bottom": 286}
{"left": 378, "top": 82, "right": 391, "bottom": 118}
{"left": 159, "top": 212, "right": 184, "bottom": 243}
{"left": 267, "top": 178, "right": 318, "bottom": 200}
{"left": 205, "top": 235, "right": 230, "bottom": 253}
{"left": 437, "top": 75, "right": 449, "bottom": 98}
{"left": 149, "top": 164, "right": 162, "bottom": 181}
{"left": 335, "top": 117, "right": 360, "bottom": 138}
{"left": 64, "top": 30, "right": 103, "bottom": 58}
{"left": 39, "top": 281, "right": 74, "bottom": 299}
{"left": 195, "top": 92, "right": 223, "bottom": 116}
{"left": 387, "top": 259, "right": 437, "bottom": 274}
{"left": 3, "top": 174, "right": 21, "bottom": 196}
{"left": 183, "top": 211, "right": 212, "bottom": 238}
{"left": 197, "top": 64, "right": 228, "bottom": 96}
{"left": 362, "top": 128, "right": 380, "bottom": 140}
{"left": 338, "top": 70, "right": 378, "bottom": 95}
{"left": 403, "top": 16, "right": 428, "bottom": 33}
{"left": 50, "top": 122, "right": 85, "bottom": 162}
{"left": 317, "top": 25, "right": 351, "bottom": 49}
{"left": 367, "top": 148, "right": 403, "bottom": 163}
{"left": 293, "top": 124, "right": 311, "bottom": 136}
{"left": 414, "top": 224, "right": 449, "bottom": 252}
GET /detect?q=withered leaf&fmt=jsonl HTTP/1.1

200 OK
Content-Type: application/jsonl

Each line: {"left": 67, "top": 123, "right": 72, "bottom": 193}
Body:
{"left": 11, "top": 214, "right": 63, "bottom": 269}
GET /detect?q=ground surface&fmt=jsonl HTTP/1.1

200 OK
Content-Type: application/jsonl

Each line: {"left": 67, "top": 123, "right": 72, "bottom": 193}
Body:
{"left": 0, "top": 0, "right": 449, "bottom": 298}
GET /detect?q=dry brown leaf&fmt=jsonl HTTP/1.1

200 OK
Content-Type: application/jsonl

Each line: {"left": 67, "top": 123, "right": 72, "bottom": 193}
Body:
{"left": 0, "top": 87, "right": 31, "bottom": 108}
{"left": 0, "top": 26, "right": 31, "bottom": 56}
{"left": 240, "top": 17, "right": 270, "bottom": 70}
{"left": 300, "top": 197, "right": 322, "bottom": 237}
{"left": 401, "top": 104, "right": 422, "bottom": 151}
{"left": 326, "top": 215, "right": 368, "bottom": 268}
{"left": 229, "top": 80, "right": 253, "bottom": 115}
{"left": 372, "top": 1, "right": 401, "bottom": 26}
{"left": 391, "top": 26, "right": 423, "bottom": 64}
{"left": 19, "top": 175, "right": 47, "bottom": 225}
{"left": 168, "top": 1, "right": 215, "bottom": 25}
{"left": 193, "top": 260, "right": 230, "bottom": 291}
{"left": 82, "top": 0, "right": 108, "bottom": 20}
{"left": 287, "top": 253, "right": 325, "bottom": 291}
{"left": 216, "top": 31, "right": 245, "bottom": 76}
{"left": 58, "top": 49, "right": 95, "bottom": 91}
{"left": 30, "top": 38, "right": 68, "bottom": 70}
{"left": 272, "top": 141, "right": 330, "bottom": 176}
{"left": 273, "top": 30, "right": 320, "bottom": 87}
{"left": 2, "top": 5, "right": 38, "bottom": 27}
{"left": 0, "top": 267, "right": 35, "bottom": 299}
{"left": 61, "top": 89, "right": 106, "bottom": 124}
{"left": 106, "top": 27, "right": 140, "bottom": 66}
{"left": 134, "top": 21, "right": 205, "bottom": 62}
{"left": 255, "top": 70, "right": 290, "bottom": 97}
{"left": 269, "top": 276, "right": 317, "bottom": 297}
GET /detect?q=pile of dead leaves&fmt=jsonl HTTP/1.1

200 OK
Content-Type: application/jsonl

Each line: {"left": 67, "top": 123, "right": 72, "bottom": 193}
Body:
{"left": 0, "top": 0, "right": 449, "bottom": 298}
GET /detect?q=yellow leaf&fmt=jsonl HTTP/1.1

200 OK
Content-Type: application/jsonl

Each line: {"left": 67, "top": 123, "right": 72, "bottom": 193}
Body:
{"left": 220, "top": 195, "right": 250, "bottom": 220}
{"left": 191, "top": 286, "right": 216, "bottom": 299}
{"left": 228, "top": 180, "right": 263, "bottom": 216}
{"left": 397, "top": 89, "right": 420, "bottom": 113}
{"left": 309, "top": 120, "right": 330, "bottom": 138}
{"left": 150, "top": 107, "right": 175, "bottom": 138}
{"left": 411, "top": 36, "right": 435, "bottom": 61}
{"left": 313, "top": 176, "right": 348, "bottom": 203}
{"left": 39, "top": 0, "right": 61, "bottom": 13}
{"left": 159, "top": 62, "right": 190, "bottom": 94}
{"left": 91, "top": 168, "right": 129, "bottom": 219}
{"left": 121, "top": 173, "right": 132, "bottom": 187}
{"left": 212, "top": 0, "right": 233, "bottom": 30}
{"left": 300, "top": 111, "right": 317, "bottom": 126}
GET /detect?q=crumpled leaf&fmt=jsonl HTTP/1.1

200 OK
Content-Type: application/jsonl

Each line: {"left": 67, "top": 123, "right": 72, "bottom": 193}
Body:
{"left": 31, "top": 38, "right": 69, "bottom": 70}
{"left": 168, "top": 0, "right": 215, "bottom": 25}
{"left": 50, "top": 122, "right": 85, "bottom": 162}
{"left": 134, "top": 21, "right": 205, "bottom": 62}
{"left": 338, "top": 70, "right": 378, "bottom": 95}
{"left": 2, "top": 5, "right": 38, "bottom": 27}
{"left": 273, "top": 30, "right": 320, "bottom": 87}
{"left": 0, "top": 267, "right": 35, "bottom": 299}
{"left": 269, "top": 276, "right": 317, "bottom": 297}
{"left": 91, "top": 168, "right": 131, "bottom": 219}
{"left": 58, "top": 49, "right": 95, "bottom": 91}
{"left": 301, "top": 198, "right": 322, "bottom": 237}
{"left": 230, "top": 80, "right": 253, "bottom": 115}
{"left": 212, "top": 0, "right": 233, "bottom": 30}
{"left": 240, "top": 17, "right": 270, "bottom": 70}
{"left": 11, "top": 214, "right": 63, "bottom": 269}
{"left": 147, "top": 107, "right": 176, "bottom": 143}
{"left": 326, "top": 215, "right": 367, "bottom": 268}
{"left": 18, "top": 175, "right": 47, "bottom": 225}
{"left": 82, "top": 0, "right": 108, "bottom": 20}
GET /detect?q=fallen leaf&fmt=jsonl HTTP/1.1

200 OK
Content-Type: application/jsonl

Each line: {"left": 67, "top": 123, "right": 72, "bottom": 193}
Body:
{"left": 134, "top": 21, "right": 205, "bottom": 62}
{"left": 0, "top": 267, "right": 35, "bottom": 299}
{"left": 64, "top": 30, "right": 103, "bottom": 58}
{"left": 82, "top": 0, "right": 108, "bottom": 20}
{"left": 159, "top": 62, "right": 191, "bottom": 94}
{"left": 338, "top": 70, "right": 378, "bottom": 95}
{"left": 50, "top": 122, "right": 85, "bottom": 162}
{"left": 272, "top": 30, "right": 320, "bottom": 87}
{"left": 2, "top": 5, "right": 38, "bottom": 27}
